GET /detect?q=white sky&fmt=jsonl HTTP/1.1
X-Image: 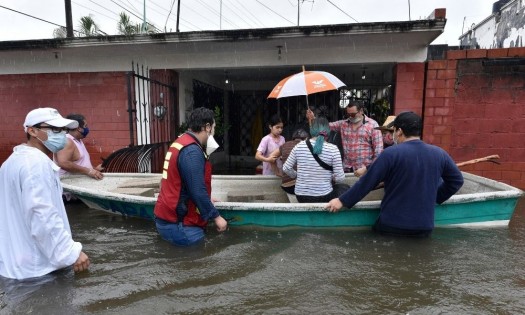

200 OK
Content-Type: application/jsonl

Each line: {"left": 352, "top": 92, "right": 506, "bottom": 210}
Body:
{"left": 0, "top": 0, "right": 494, "bottom": 45}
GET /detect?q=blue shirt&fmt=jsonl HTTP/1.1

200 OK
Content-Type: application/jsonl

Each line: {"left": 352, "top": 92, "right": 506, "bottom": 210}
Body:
{"left": 339, "top": 140, "right": 464, "bottom": 230}
{"left": 176, "top": 143, "right": 219, "bottom": 222}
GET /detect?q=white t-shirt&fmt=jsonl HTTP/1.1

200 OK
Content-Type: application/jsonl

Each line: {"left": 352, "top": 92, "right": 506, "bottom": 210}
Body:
{"left": 0, "top": 144, "right": 82, "bottom": 280}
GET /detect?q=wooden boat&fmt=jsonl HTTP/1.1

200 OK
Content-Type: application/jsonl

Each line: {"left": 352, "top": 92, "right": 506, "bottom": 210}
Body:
{"left": 61, "top": 172, "right": 523, "bottom": 228}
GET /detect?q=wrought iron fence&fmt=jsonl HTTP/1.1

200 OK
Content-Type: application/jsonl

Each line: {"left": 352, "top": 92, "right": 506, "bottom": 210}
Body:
{"left": 102, "top": 62, "right": 178, "bottom": 173}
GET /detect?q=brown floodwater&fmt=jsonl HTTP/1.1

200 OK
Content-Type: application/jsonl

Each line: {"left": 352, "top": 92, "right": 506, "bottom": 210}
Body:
{"left": 1, "top": 197, "right": 525, "bottom": 314}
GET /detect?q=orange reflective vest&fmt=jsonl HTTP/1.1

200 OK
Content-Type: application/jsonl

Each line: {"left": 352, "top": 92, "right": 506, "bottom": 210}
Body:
{"left": 154, "top": 133, "right": 212, "bottom": 228}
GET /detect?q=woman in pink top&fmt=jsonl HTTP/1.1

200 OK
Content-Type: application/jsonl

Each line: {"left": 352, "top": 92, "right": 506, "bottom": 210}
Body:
{"left": 255, "top": 114, "right": 285, "bottom": 175}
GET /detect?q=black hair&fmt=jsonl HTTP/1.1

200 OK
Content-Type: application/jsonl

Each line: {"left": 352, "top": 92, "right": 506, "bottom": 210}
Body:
{"left": 346, "top": 101, "right": 364, "bottom": 112}
{"left": 188, "top": 107, "right": 215, "bottom": 132}
{"left": 268, "top": 114, "right": 283, "bottom": 128}
{"left": 66, "top": 114, "right": 86, "bottom": 128}
{"left": 392, "top": 111, "right": 422, "bottom": 137}
{"left": 292, "top": 128, "right": 309, "bottom": 140}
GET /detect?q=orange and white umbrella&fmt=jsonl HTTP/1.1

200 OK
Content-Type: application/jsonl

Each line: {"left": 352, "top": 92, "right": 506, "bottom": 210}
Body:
{"left": 267, "top": 70, "right": 346, "bottom": 100}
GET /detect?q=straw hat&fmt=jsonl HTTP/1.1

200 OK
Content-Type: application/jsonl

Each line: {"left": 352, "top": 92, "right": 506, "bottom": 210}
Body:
{"left": 375, "top": 115, "right": 396, "bottom": 131}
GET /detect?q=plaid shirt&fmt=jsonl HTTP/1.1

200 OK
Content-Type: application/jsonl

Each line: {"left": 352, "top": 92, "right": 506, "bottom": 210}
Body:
{"left": 329, "top": 115, "right": 383, "bottom": 170}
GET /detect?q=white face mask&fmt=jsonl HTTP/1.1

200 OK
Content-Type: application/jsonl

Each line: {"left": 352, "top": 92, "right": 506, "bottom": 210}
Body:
{"left": 349, "top": 117, "right": 361, "bottom": 124}
{"left": 206, "top": 135, "right": 219, "bottom": 155}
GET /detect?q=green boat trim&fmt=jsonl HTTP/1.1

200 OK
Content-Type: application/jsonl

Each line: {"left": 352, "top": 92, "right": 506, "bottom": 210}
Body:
{"left": 61, "top": 172, "right": 523, "bottom": 228}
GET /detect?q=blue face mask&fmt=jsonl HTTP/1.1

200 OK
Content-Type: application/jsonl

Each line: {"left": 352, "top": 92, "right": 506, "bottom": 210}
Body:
{"left": 81, "top": 127, "right": 90, "bottom": 138}
{"left": 40, "top": 130, "right": 67, "bottom": 153}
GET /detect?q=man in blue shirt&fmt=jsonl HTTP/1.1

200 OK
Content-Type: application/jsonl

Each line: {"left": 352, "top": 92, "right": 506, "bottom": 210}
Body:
{"left": 326, "top": 111, "right": 464, "bottom": 237}
{"left": 154, "top": 107, "right": 227, "bottom": 246}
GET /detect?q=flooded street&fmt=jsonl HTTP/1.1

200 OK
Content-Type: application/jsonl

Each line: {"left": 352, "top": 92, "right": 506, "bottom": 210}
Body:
{"left": 1, "top": 197, "right": 525, "bottom": 314}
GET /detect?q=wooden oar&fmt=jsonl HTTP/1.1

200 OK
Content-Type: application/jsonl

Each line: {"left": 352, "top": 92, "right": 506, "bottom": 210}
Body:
{"left": 372, "top": 154, "right": 501, "bottom": 190}
{"left": 456, "top": 155, "right": 500, "bottom": 167}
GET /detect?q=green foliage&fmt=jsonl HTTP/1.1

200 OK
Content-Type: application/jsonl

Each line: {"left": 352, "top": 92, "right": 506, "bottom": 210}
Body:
{"left": 117, "top": 12, "right": 139, "bottom": 36}
{"left": 214, "top": 106, "right": 230, "bottom": 137}
{"left": 78, "top": 15, "right": 98, "bottom": 36}
{"left": 372, "top": 98, "right": 391, "bottom": 125}
{"left": 177, "top": 121, "right": 188, "bottom": 135}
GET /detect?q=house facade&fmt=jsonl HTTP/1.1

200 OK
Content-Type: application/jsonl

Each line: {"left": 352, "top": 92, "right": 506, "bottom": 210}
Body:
{"left": 460, "top": 0, "right": 524, "bottom": 49}
{"left": 0, "top": 8, "right": 524, "bottom": 189}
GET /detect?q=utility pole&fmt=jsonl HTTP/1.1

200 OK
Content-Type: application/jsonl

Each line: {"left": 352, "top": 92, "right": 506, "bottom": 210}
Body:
{"left": 220, "top": 0, "right": 222, "bottom": 30}
{"left": 176, "top": 0, "right": 181, "bottom": 32}
{"left": 297, "top": 0, "right": 300, "bottom": 26}
{"left": 64, "top": 0, "right": 74, "bottom": 37}
{"left": 142, "top": 0, "right": 147, "bottom": 33}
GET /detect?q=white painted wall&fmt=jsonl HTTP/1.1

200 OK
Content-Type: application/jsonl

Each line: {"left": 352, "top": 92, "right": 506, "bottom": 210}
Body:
{"left": 460, "top": 0, "right": 525, "bottom": 48}
{"left": 0, "top": 31, "right": 431, "bottom": 75}
{"left": 474, "top": 19, "right": 497, "bottom": 48}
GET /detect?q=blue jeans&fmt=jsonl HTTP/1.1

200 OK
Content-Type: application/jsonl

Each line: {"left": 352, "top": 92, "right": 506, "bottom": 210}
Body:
{"left": 155, "top": 218, "right": 205, "bottom": 246}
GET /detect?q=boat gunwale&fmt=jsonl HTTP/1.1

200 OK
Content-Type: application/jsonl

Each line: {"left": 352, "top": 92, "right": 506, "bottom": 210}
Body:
{"left": 61, "top": 172, "right": 524, "bottom": 211}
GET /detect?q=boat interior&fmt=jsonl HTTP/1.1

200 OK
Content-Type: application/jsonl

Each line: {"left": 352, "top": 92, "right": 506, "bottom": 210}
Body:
{"left": 60, "top": 172, "right": 522, "bottom": 204}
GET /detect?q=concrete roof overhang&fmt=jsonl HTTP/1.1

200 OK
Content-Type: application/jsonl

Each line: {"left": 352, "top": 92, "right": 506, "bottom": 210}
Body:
{"left": 0, "top": 18, "right": 445, "bottom": 89}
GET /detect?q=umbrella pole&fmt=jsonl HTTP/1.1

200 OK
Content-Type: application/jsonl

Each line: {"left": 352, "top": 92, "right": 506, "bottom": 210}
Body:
{"left": 305, "top": 95, "right": 309, "bottom": 111}
{"left": 302, "top": 65, "right": 310, "bottom": 111}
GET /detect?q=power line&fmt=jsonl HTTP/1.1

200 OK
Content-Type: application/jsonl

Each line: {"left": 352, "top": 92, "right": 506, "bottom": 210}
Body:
{"left": 325, "top": 0, "right": 358, "bottom": 23}
{"left": 125, "top": 0, "right": 141, "bottom": 15}
{"left": 112, "top": 0, "right": 142, "bottom": 18}
{"left": 133, "top": 0, "right": 202, "bottom": 31}
{"left": 109, "top": 0, "right": 162, "bottom": 32}
{"left": 0, "top": 5, "right": 65, "bottom": 29}
{"left": 194, "top": 0, "right": 240, "bottom": 28}
{"left": 0, "top": 4, "right": 95, "bottom": 36}
{"left": 138, "top": 0, "right": 203, "bottom": 31}
{"left": 233, "top": 0, "right": 266, "bottom": 28}
{"left": 164, "top": 0, "right": 177, "bottom": 31}
{"left": 221, "top": 1, "right": 257, "bottom": 28}
{"left": 114, "top": 0, "right": 141, "bottom": 16}
{"left": 73, "top": 1, "right": 118, "bottom": 22}
{"left": 255, "top": 0, "right": 295, "bottom": 25}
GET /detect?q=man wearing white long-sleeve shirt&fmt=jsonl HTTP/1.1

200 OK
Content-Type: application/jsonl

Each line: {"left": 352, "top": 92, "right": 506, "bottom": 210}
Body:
{"left": 0, "top": 108, "right": 90, "bottom": 280}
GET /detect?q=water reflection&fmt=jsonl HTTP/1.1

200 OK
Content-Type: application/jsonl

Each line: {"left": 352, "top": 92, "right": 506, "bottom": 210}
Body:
{"left": 0, "top": 270, "right": 79, "bottom": 314}
{"left": 1, "top": 197, "right": 524, "bottom": 314}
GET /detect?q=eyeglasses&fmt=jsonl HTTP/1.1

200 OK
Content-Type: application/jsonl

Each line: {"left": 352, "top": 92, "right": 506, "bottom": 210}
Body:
{"left": 347, "top": 112, "right": 358, "bottom": 118}
{"left": 33, "top": 124, "right": 69, "bottom": 134}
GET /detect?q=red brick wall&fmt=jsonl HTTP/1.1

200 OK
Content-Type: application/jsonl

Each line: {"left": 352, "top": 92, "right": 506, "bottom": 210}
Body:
{"left": 394, "top": 62, "right": 425, "bottom": 115}
{"left": 424, "top": 48, "right": 525, "bottom": 190}
{"left": 0, "top": 72, "right": 130, "bottom": 165}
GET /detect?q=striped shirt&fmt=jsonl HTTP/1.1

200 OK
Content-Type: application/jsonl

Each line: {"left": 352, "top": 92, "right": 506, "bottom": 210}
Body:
{"left": 283, "top": 139, "right": 345, "bottom": 197}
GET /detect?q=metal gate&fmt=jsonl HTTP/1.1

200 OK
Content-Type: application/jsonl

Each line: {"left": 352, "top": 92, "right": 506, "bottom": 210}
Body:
{"left": 102, "top": 62, "right": 178, "bottom": 173}
{"left": 127, "top": 62, "right": 179, "bottom": 146}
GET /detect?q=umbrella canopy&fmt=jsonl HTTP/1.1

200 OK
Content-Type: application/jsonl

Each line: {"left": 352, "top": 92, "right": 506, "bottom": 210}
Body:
{"left": 267, "top": 70, "right": 346, "bottom": 99}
